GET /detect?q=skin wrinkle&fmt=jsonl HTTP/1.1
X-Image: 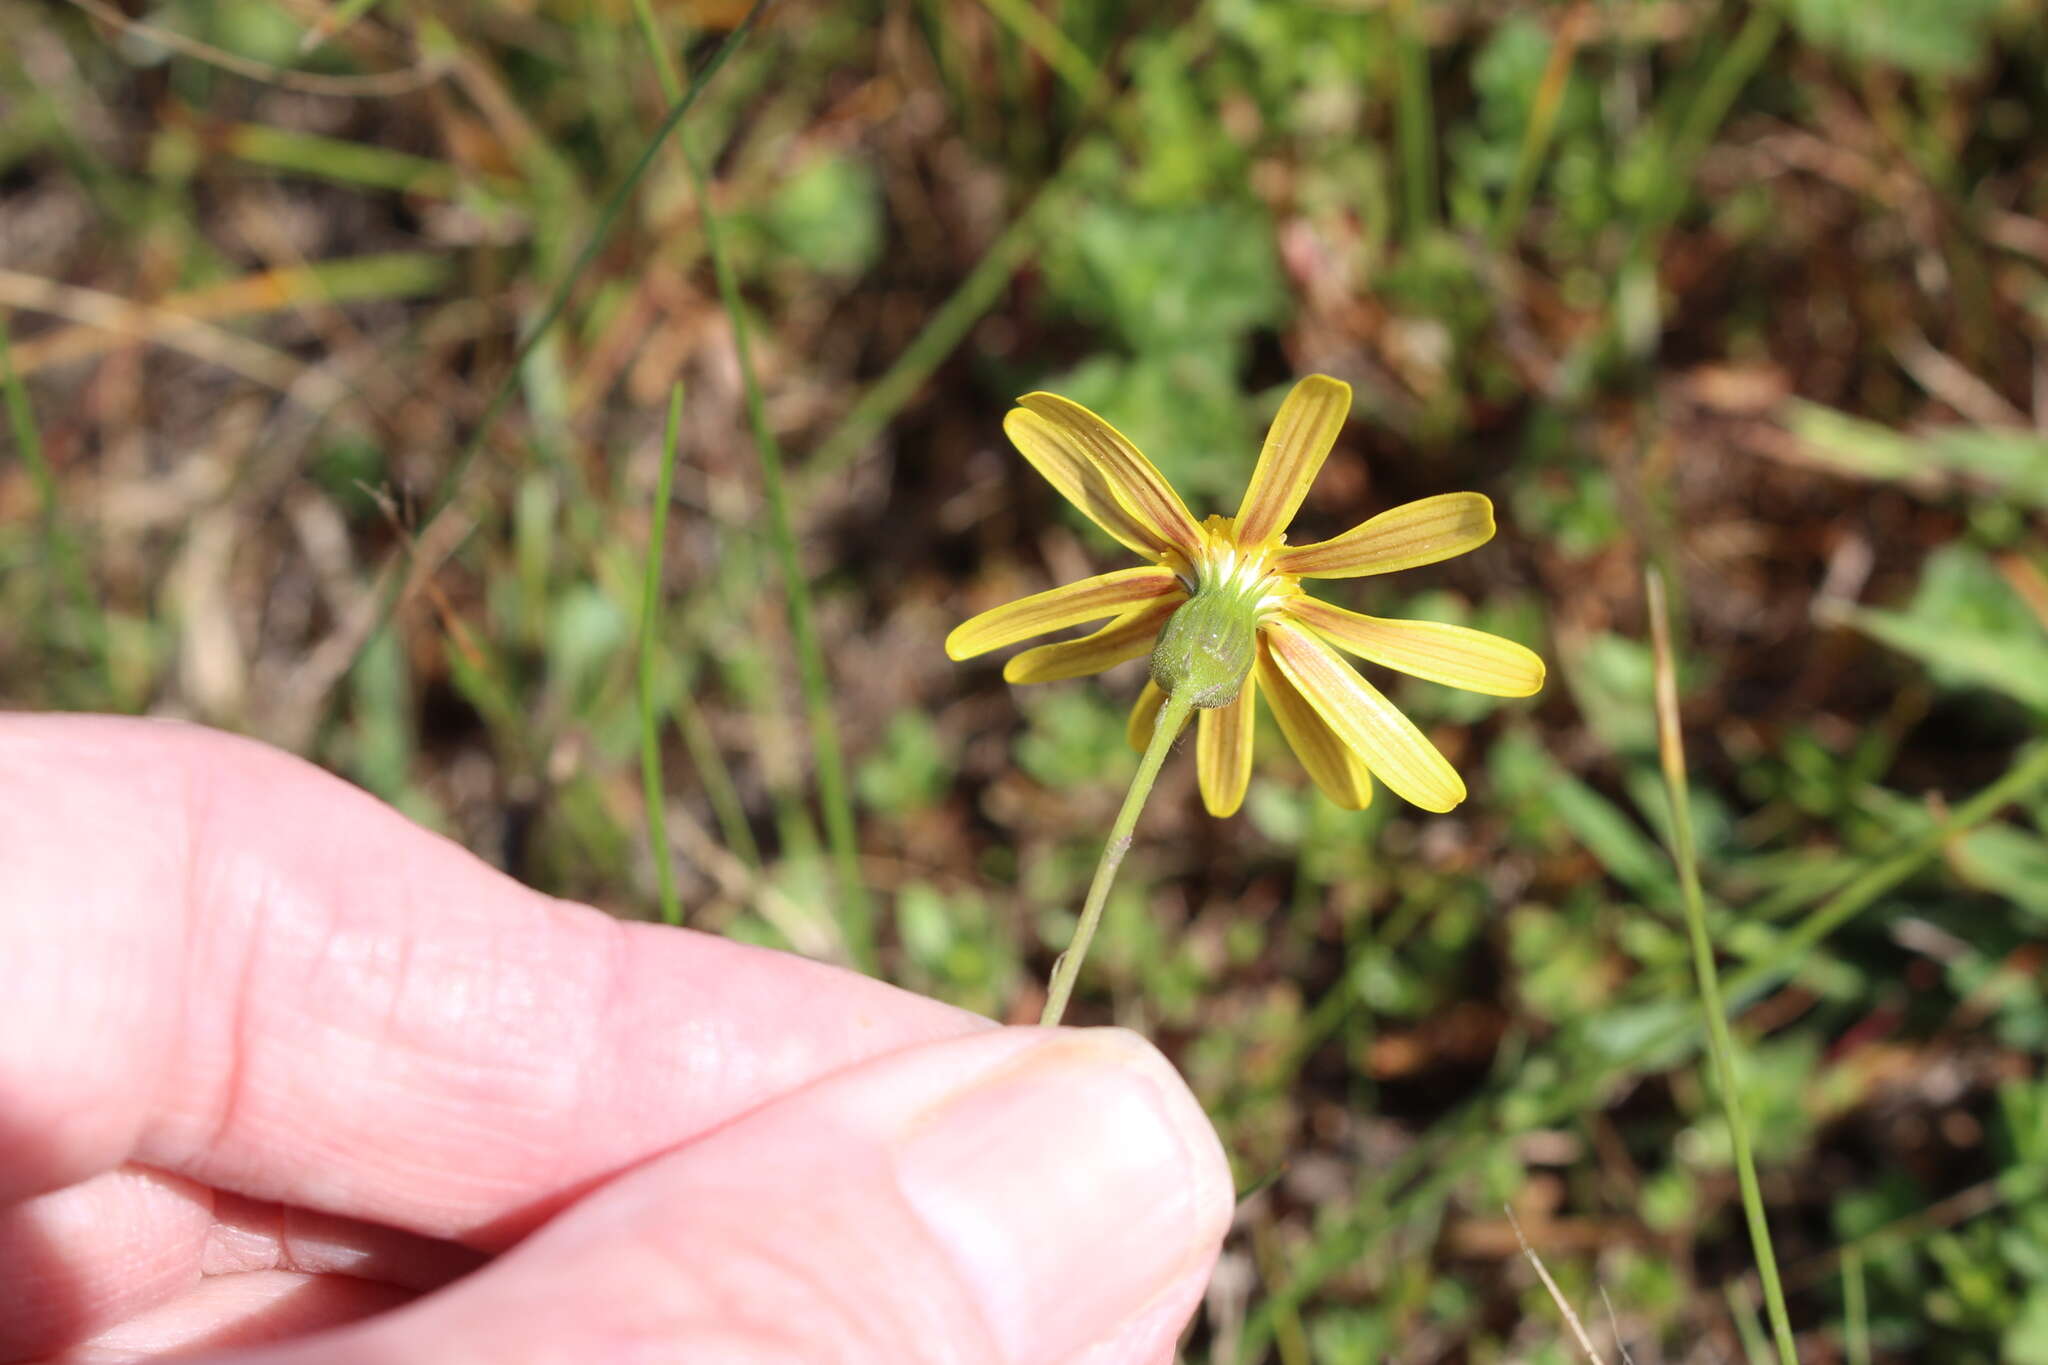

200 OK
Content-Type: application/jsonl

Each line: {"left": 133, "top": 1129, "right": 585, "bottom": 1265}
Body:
{"left": 187, "top": 820, "right": 265, "bottom": 1204}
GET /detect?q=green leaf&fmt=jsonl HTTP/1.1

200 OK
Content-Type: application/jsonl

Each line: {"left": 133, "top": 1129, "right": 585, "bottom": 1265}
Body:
{"left": 1787, "top": 401, "right": 2048, "bottom": 510}
{"left": 1040, "top": 199, "right": 1286, "bottom": 353}
{"left": 1776, "top": 0, "right": 2007, "bottom": 75}
{"left": 1839, "top": 545, "right": 2048, "bottom": 710}
{"left": 1953, "top": 823, "right": 2048, "bottom": 924}
{"left": 757, "top": 153, "right": 883, "bottom": 278}
{"left": 1491, "top": 731, "right": 1673, "bottom": 902}
{"left": 856, "top": 711, "right": 951, "bottom": 814}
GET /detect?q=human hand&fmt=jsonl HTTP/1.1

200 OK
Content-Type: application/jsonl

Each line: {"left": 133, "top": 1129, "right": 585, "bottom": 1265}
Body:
{"left": 0, "top": 715, "right": 1230, "bottom": 1363}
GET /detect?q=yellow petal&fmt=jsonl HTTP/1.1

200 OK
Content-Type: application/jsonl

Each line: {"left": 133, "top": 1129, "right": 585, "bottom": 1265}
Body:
{"left": 1002, "top": 408, "right": 1165, "bottom": 557}
{"left": 1195, "top": 684, "right": 1256, "bottom": 817}
{"left": 1273, "top": 491, "right": 1495, "bottom": 579}
{"left": 1014, "top": 393, "right": 1203, "bottom": 556}
{"left": 1235, "top": 374, "right": 1351, "bottom": 547}
{"left": 1126, "top": 680, "right": 1166, "bottom": 753}
{"left": 1003, "top": 596, "right": 1182, "bottom": 684}
{"left": 947, "top": 566, "right": 1182, "bottom": 660}
{"left": 1254, "top": 637, "right": 1373, "bottom": 810}
{"left": 1264, "top": 620, "right": 1466, "bottom": 812}
{"left": 1284, "top": 598, "right": 1546, "bottom": 697}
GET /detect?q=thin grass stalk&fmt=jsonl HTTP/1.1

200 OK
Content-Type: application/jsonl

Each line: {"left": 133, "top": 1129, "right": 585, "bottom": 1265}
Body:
{"left": 1631, "top": 9, "right": 1782, "bottom": 258}
{"left": 1649, "top": 567, "right": 1798, "bottom": 1365}
{"left": 670, "top": 664, "right": 764, "bottom": 872}
{"left": 637, "top": 384, "right": 686, "bottom": 926}
{"left": 625, "top": 0, "right": 787, "bottom": 889}
{"left": 1, "top": 324, "right": 107, "bottom": 695}
{"left": 1491, "top": 3, "right": 1587, "bottom": 249}
{"left": 1726, "top": 1282, "right": 1775, "bottom": 1365}
{"left": 684, "top": 137, "right": 873, "bottom": 971}
{"left": 1389, "top": 0, "right": 1438, "bottom": 240}
{"left": 1842, "top": 1249, "right": 1870, "bottom": 1365}
{"left": 976, "top": 0, "right": 1105, "bottom": 102}
{"left": 419, "top": 0, "right": 767, "bottom": 528}
{"left": 1505, "top": 1204, "right": 1605, "bottom": 1365}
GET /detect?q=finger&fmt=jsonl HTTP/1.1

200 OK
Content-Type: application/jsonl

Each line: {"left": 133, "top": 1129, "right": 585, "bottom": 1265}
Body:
{"left": 0, "top": 1167, "right": 211, "bottom": 1360}
{"left": 62, "top": 1271, "right": 412, "bottom": 1363}
{"left": 229, "top": 1028, "right": 1232, "bottom": 1365}
{"left": 0, "top": 1163, "right": 488, "bottom": 1358}
{"left": 0, "top": 714, "right": 987, "bottom": 1239}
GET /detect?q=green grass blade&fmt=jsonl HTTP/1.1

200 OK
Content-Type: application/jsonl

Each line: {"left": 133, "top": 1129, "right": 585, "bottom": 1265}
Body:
{"left": 638, "top": 384, "right": 686, "bottom": 927}
{"left": 1390, "top": 0, "right": 1438, "bottom": 240}
{"left": 806, "top": 200, "right": 1042, "bottom": 484}
{"left": 1491, "top": 7, "right": 1585, "bottom": 248}
{"left": 224, "top": 123, "right": 466, "bottom": 197}
{"left": 1842, "top": 1248, "right": 1870, "bottom": 1365}
{"left": 975, "top": 0, "right": 1105, "bottom": 102}
{"left": 1648, "top": 567, "right": 1798, "bottom": 1364}
{"left": 630, "top": 0, "right": 869, "bottom": 964}
{"left": 1632, "top": 9, "right": 1783, "bottom": 255}
{"left": 690, "top": 143, "right": 874, "bottom": 970}
{"left": 1, "top": 323, "right": 107, "bottom": 696}
{"left": 628, "top": 0, "right": 685, "bottom": 99}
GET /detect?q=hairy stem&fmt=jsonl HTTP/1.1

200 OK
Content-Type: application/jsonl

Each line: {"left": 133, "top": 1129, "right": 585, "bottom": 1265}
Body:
{"left": 1041, "top": 688, "right": 1196, "bottom": 1026}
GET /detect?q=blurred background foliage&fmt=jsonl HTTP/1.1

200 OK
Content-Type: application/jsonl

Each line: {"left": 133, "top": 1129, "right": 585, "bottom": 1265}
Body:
{"left": 5, "top": 0, "right": 2048, "bottom": 1358}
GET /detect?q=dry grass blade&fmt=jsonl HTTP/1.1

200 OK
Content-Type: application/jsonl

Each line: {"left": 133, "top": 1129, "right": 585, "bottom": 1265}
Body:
{"left": 1504, "top": 1204, "right": 1608, "bottom": 1365}
{"left": 0, "top": 267, "right": 351, "bottom": 410}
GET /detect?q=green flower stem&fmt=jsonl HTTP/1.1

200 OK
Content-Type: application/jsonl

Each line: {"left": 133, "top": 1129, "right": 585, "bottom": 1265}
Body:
{"left": 1649, "top": 569, "right": 1800, "bottom": 1365}
{"left": 1041, "top": 688, "right": 1196, "bottom": 1027}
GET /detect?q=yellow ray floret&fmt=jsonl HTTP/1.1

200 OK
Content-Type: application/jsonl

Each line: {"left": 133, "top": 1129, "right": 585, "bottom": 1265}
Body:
{"left": 1281, "top": 597, "right": 1546, "bottom": 697}
{"left": 1013, "top": 392, "right": 1203, "bottom": 555}
{"left": 1273, "top": 491, "right": 1495, "bottom": 579}
{"left": 1195, "top": 684, "right": 1256, "bottom": 818}
{"left": 1003, "top": 598, "right": 1184, "bottom": 684}
{"left": 1263, "top": 622, "right": 1467, "bottom": 813}
{"left": 1254, "top": 637, "right": 1373, "bottom": 810}
{"left": 946, "top": 566, "right": 1182, "bottom": 661}
{"left": 1234, "top": 373, "right": 1351, "bottom": 548}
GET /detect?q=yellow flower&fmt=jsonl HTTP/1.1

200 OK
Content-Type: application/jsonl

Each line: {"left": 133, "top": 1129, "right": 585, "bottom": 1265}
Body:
{"left": 947, "top": 375, "right": 1545, "bottom": 817}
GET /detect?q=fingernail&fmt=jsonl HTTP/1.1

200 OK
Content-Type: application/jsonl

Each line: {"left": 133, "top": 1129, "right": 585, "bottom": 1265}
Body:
{"left": 896, "top": 1030, "right": 1229, "bottom": 1364}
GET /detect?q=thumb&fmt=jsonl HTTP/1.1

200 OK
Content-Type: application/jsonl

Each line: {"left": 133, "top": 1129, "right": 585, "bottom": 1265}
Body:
{"left": 240, "top": 1028, "right": 1231, "bottom": 1365}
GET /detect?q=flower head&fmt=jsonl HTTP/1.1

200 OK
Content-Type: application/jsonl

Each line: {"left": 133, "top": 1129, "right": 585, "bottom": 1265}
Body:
{"left": 946, "top": 375, "right": 1544, "bottom": 816}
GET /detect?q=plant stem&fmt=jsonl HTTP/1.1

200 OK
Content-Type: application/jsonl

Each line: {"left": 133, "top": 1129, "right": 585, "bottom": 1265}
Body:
{"left": 637, "top": 384, "right": 685, "bottom": 926}
{"left": 1041, "top": 688, "right": 1195, "bottom": 1027}
{"left": 1648, "top": 568, "right": 1800, "bottom": 1365}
